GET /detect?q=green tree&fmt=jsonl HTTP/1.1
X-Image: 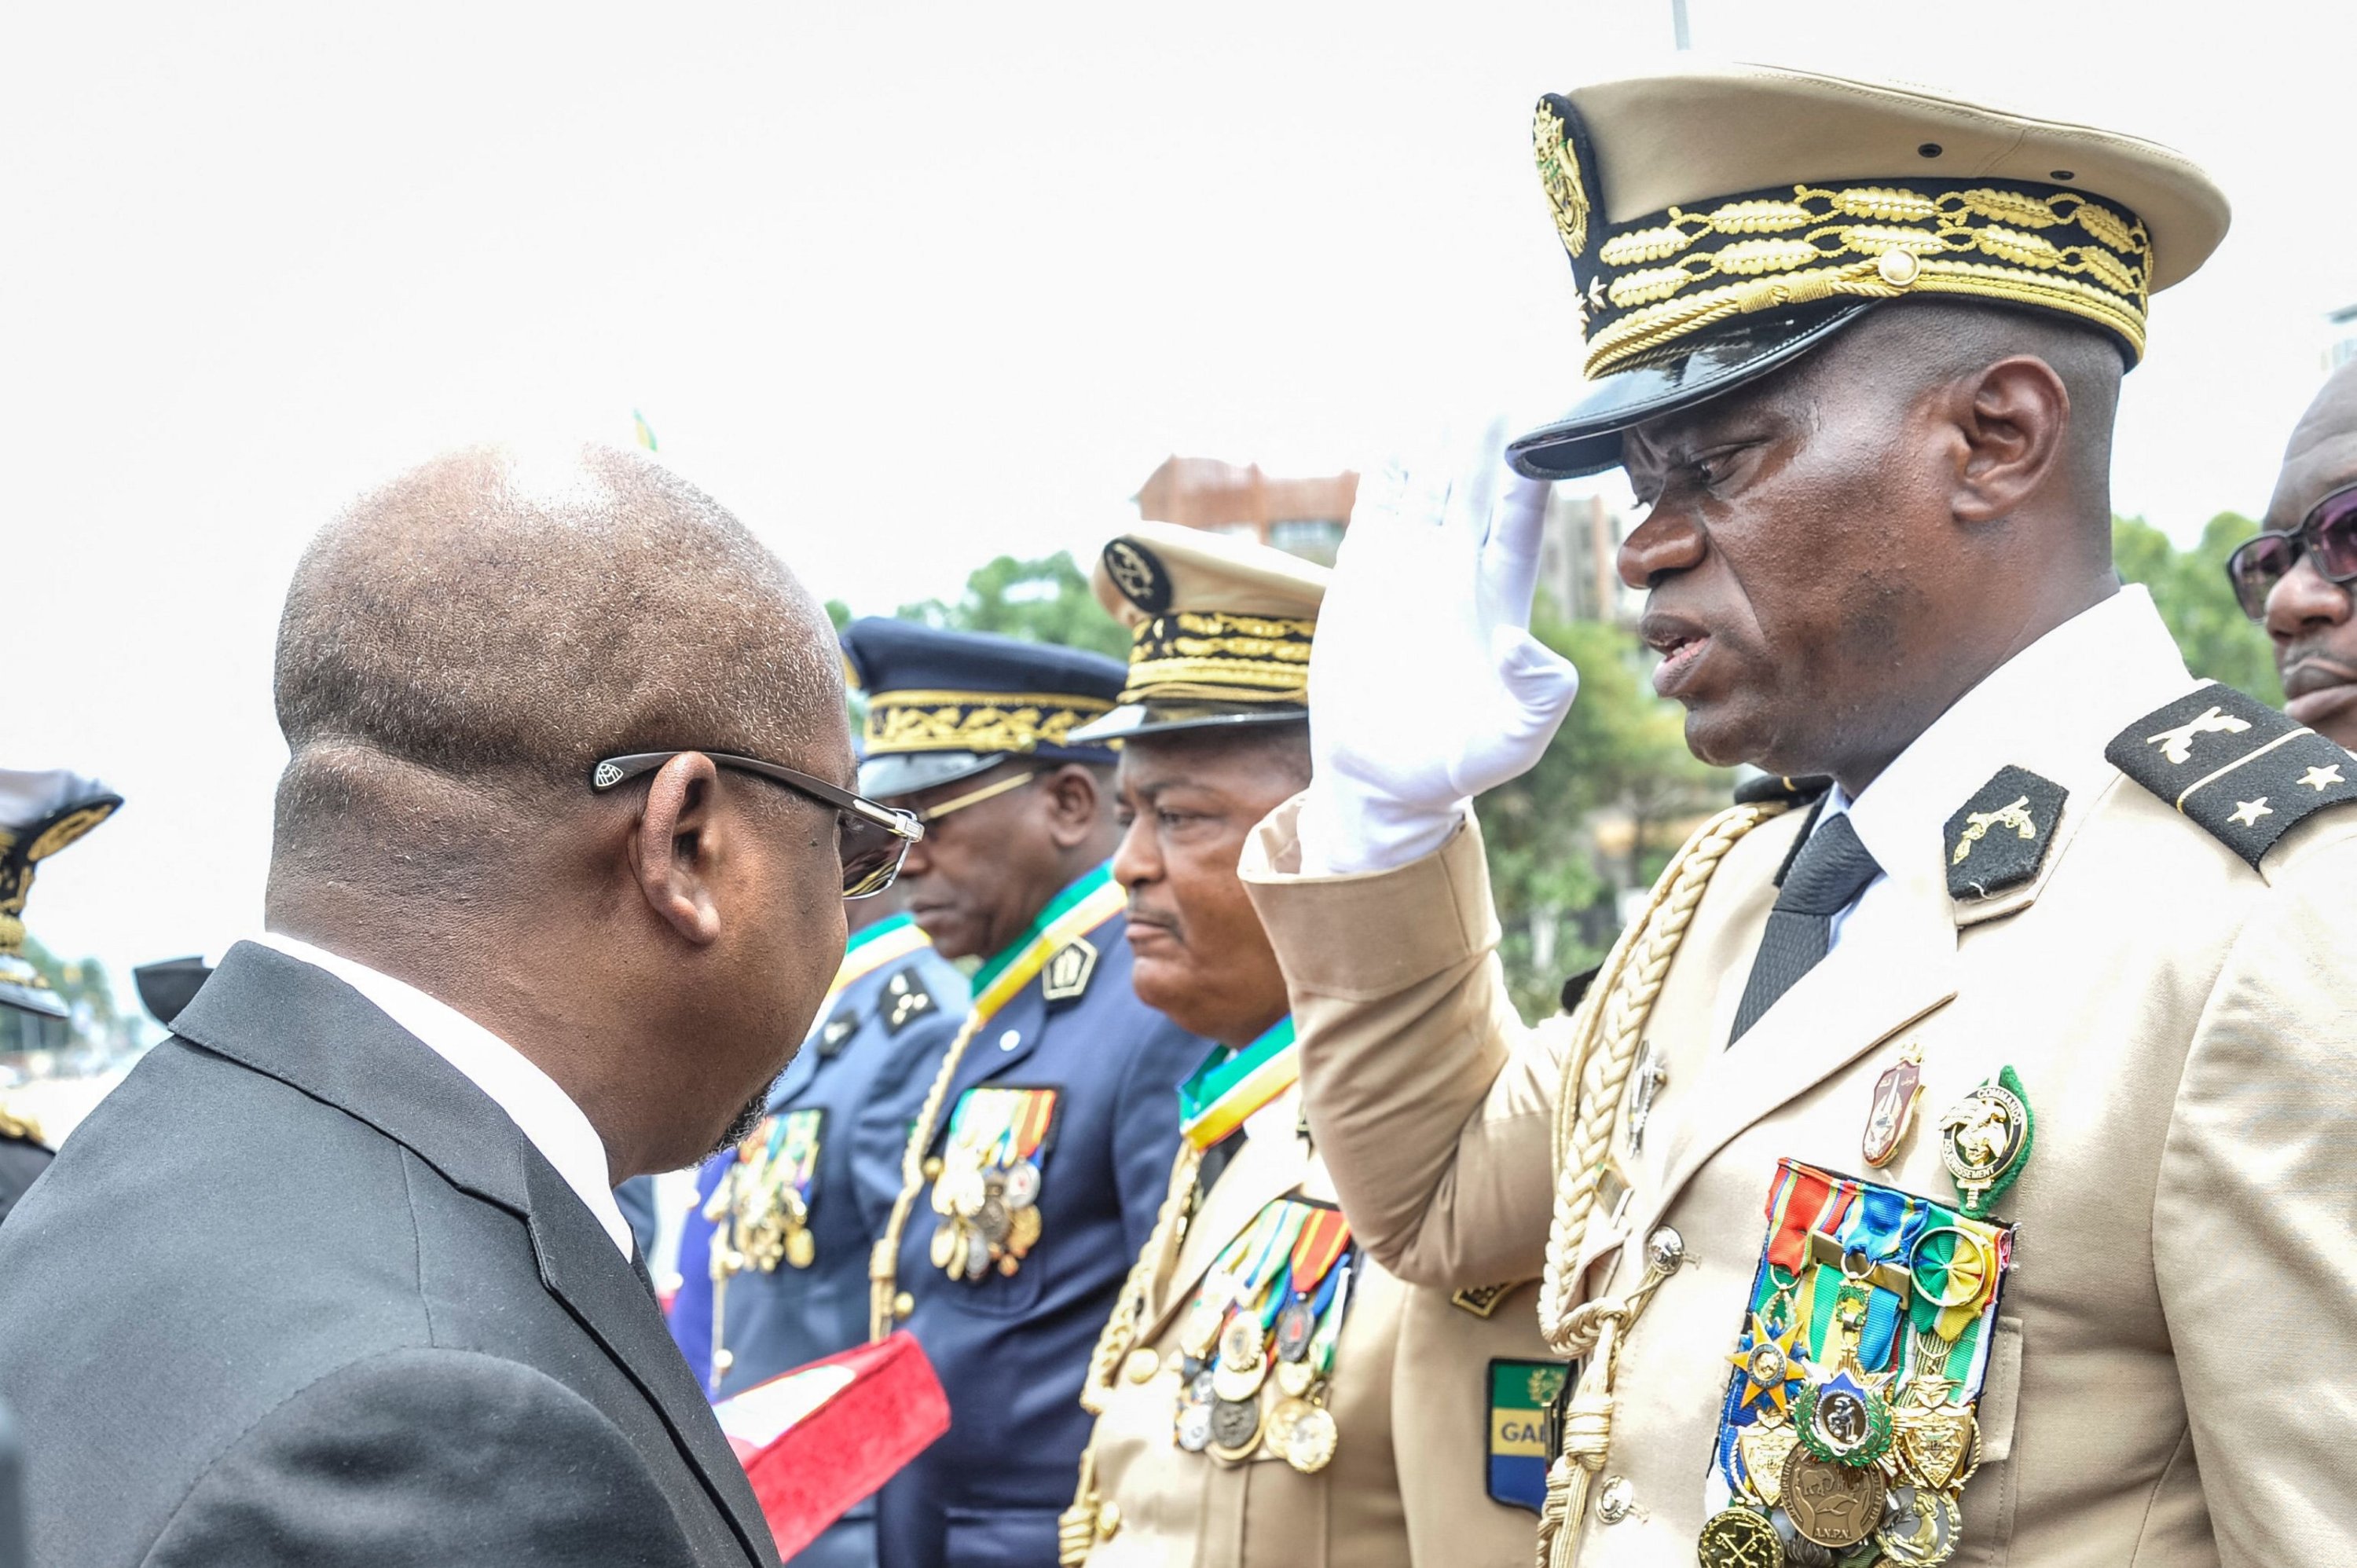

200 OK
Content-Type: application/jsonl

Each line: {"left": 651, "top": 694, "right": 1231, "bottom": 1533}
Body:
{"left": 1479, "top": 610, "right": 1729, "bottom": 1020}
{"left": 0, "top": 936, "right": 127, "bottom": 1057}
{"left": 2113, "top": 513, "right": 2279, "bottom": 702}
{"left": 896, "top": 552, "right": 1129, "bottom": 661}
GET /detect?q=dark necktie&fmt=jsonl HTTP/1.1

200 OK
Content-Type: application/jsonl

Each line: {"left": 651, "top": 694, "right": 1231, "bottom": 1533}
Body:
{"left": 1728, "top": 811, "right": 1883, "bottom": 1044}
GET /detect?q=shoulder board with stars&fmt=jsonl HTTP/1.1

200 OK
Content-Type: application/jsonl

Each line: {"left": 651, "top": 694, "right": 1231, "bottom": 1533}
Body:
{"left": 816, "top": 1002, "right": 861, "bottom": 1058}
{"left": 882, "top": 966, "right": 938, "bottom": 1035}
{"left": 1039, "top": 936, "right": 1098, "bottom": 1003}
{"left": 2105, "top": 684, "right": 2357, "bottom": 869}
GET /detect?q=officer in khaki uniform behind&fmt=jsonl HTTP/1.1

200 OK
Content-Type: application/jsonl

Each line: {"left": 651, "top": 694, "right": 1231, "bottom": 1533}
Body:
{"left": 1242, "top": 61, "right": 2357, "bottom": 1568}
{"left": 1058, "top": 523, "right": 1556, "bottom": 1568}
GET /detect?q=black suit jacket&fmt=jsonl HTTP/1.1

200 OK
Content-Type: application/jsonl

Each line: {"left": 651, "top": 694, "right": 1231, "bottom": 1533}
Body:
{"left": 0, "top": 942, "right": 779, "bottom": 1567}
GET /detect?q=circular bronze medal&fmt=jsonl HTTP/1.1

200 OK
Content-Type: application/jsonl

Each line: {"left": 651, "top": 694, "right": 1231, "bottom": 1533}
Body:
{"left": 1273, "top": 1297, "right": 1316, "bottom": 1362}
{"left": 1695, "top": 1506, "right": 1783, "bottom": 1568}
{"left": 975, "top": 1194, "right": 1013, "bottom": 1247}
{"left": 1873, "top": 1485, "right": 1960, "bottom": 1566}
{"left": 1002, "top": 1158, "right": 1042, "bottom": 1209}
{"left": 1208, "top": 1396, "right": 1263, "bottom": 1462}
{"left": 1780, "top": 1448, "right": 1886, "bottom": 1549}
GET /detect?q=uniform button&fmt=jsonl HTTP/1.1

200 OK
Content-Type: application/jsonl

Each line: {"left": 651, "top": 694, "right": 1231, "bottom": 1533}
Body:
{"left": 1124, "top": 1349, "right": 1160, "bottom": 1384}
{"left": 1596, "top": 1475, "right": 1634, "bottom": 1523}
{"left": 1095, "top": 1500, "right": 1122, "bottom": 1541}
{"left": 1646, "top": 1225, "right": 1685, "bottom": 1272}
{"left": 922, "top": 1156, "right": 944, "bottom": 1181}
{"left": 999, "top": 1029, "right": 1022, "bottom": 1052}
{"left": 712, "top": 1348, "right": 735, "bottom": 1375}
{"left": 893, "top": 1291, "right": 915, "bottom": 1321}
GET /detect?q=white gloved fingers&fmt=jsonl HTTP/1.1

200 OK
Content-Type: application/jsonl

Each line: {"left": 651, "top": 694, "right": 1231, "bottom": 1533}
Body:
{"left": 1479, "top": 471, "right": 1554, "bottom": 632}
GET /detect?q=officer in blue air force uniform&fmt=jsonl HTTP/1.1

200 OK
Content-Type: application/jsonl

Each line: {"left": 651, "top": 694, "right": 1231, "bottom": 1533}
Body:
{"left": 838, "top": 619, "right": 1211, "bottom": 1568}
{"left": 662, "top": 890, "right": 969, "bottom": 1568}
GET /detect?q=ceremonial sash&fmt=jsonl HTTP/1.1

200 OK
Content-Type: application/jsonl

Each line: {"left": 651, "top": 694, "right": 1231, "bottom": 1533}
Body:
{"left": 965, "top": 863, "right": 1127, "bottom": 1030}
{"left": 1177, "top": 1017, "right": 1299, "bottom": 1151}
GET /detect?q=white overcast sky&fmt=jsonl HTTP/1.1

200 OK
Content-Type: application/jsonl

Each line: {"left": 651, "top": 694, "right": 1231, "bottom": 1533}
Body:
{"left": 9, "top": 0, "right": 2353, "bottom": 992}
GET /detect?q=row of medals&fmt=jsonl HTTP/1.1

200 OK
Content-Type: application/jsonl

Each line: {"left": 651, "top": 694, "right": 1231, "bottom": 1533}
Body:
{"left": 930, "top": 1156, "right": 1044, "bottom": 1280}
{"left": 1699, "top": 1330, "right": 1980, "bottom": 1568}
{"left": 1168, "top": 1291, "right": 1337, "bottom": 1475}
{"left": 711, "top": 1167, "right": 815, "bottom": 1273}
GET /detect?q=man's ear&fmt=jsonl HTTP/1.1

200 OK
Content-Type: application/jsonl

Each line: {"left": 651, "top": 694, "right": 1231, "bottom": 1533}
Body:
{"left": 1950, "top": 354, "right": 2070, "bottom": 526}
{"left": 632, "top": 752, "right": 725, "bottom": 945}
{"left": 1039, "top": 764, "right": 1105, "bottom": 851}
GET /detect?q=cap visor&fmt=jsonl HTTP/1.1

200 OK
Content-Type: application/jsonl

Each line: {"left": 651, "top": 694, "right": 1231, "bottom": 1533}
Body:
{"left": 858, "top": 750, "right": 1007, "bottom": 800}
{"left": 1508, "top": 302, "right": 1877, "bottom": 480}
{"left": 1076, "top": 703, "right": 1309, "bottom": 744}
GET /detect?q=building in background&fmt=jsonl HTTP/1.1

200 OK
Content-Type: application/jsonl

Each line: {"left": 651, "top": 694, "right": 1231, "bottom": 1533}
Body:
{"left": 1134, "top": 456, "right": 1631, "bottom": 625}
{"left": 1133, "top": 456, "right": 1358, "bottom": 565}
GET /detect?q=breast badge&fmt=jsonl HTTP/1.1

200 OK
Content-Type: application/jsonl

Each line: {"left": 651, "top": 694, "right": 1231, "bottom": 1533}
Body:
{"left": 1486, "top": 1359, "right": 1569, "bottom": 1513}
{"left": 1935, "top": 1067, "right": 2033, "bottom": 1218}
{"left": 1860, "top": 1042, "right": 1925, "bottom": 1167}
{"left": 1696, "top": 1159, "right": 2013, "bottom": 1565}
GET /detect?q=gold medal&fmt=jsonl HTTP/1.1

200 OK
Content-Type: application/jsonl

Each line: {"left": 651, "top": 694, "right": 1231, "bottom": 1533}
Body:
{"left": 1895, "top": 1401, "right": 1975, "bottom": 1490}
{"left": 1735, "top": 1420, "right": 1799, "bottom": 1508}
{"left": 1936, "top": 1069, "right": 2033, "bottom": 1218}
{"left": 1274, "top": 1358, "right": 1315, "bottom": 1398}
{"left": 1219, "top": 1312, "right": 1264, "bottom": 1373}
{"left": 1178, "top": 1300, "right": 1226, "bottom": 1362}
{"left": 929, "top": 1221, "right": 960, "bottom": 1272}
{"left": 1695, "top": 1507, "right": 1783, "bottom": 1568}
{"left": 785, "top": 1225, "right": 816, "bottom": 1269}
{"left": 1780, "top": 1448, "right": 1886, "bottom": 1550}
{"left": 1268, "top": 1396, "right": 1337, "bottom": 1473}
{"left": 1009, "top": 1203, "right": 1043, "bottom": 1255}
{"left": 1123, "top": 1348, "right": 1161, "bottom": 1385}
{"left": 1211, "top": 1354, "right": 1267, "bottom": 1403}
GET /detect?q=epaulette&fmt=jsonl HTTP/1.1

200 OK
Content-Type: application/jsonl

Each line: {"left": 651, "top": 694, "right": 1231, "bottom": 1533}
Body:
{"left": 1039, "top": 935, "right": 1098, "bottom": 1004}
{"left": 1732, "top": 772, "right": 1833, "bottom": 808}
{"left": 882, "top": 966, "right": 938, "bottom": 1035}
{"left": 2105, "top": 684, "right": 2357, "bottom": 869}
{"left": 815, "top": 1001, "right": 860, "bottom": 1057}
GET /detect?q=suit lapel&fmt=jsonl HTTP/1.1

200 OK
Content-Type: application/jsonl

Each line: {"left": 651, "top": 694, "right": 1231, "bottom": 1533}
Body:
{"left": 526, "top": 1158, "right": 778, "bottom": 1563}
{"left": 172, "top": 943, "right": 778, "bottom": 1565}
{"left": 1639, "top": 858, "right": 1959, "bottom": 1240}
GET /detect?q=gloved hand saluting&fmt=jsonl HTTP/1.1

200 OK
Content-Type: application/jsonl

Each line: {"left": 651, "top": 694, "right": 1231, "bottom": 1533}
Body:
{"left": 1297, "top": 423, "right": 1582, "bottom": 876}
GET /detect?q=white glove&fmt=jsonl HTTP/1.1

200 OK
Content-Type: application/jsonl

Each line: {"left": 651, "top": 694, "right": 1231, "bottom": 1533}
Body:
{"left": 1297, "top": 425, "right": 1582, "bottom": 877}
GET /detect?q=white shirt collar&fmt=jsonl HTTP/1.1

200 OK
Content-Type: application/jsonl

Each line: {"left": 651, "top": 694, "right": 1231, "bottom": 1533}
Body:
{"left": 1825, "top": 584, "right": 2190, "bottom": 888}
{"left": 252, "top": 931, "right": 633, "bottom": 1258}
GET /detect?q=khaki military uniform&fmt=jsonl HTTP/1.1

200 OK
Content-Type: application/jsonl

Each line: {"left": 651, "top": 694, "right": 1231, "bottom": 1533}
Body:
{"left": 1069, "top": 1086, "right": 1556, "bottom": 1568}
{"left": 1242, "top": 591, "right": 2357, "bottom": 1566}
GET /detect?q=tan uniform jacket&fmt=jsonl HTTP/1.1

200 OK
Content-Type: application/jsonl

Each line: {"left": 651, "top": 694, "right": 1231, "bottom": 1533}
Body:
{"left": 1075, "top": 1086, "right": 1553, "bottom": 1568}
{"left": 1242, "top": 628, "right": 2357, "bottom": 1567}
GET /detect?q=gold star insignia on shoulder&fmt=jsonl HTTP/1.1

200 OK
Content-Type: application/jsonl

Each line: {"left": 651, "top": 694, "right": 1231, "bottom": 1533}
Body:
{"left": 1039, "top": 936, "right": 1098, "bottom": 1002}
{"left": 2228, "top": 797, "right": 2273, "bottom": 828}
{"left": 2300, "top": 764, "right": 2345, "bottom": 792}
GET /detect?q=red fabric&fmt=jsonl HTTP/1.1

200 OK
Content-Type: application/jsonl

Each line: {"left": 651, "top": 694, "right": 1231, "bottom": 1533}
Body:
{"left": 713, "top": 1332, "right": 950, "bottom": 1558}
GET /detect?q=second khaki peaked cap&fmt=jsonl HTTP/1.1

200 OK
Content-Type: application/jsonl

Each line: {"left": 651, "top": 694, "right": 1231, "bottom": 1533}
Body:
{"left": 1072, "top": 522, "right": 1329, "bottom": 743}
{"left": 1510, "top": 59, "right": 2231, "bottom": 479}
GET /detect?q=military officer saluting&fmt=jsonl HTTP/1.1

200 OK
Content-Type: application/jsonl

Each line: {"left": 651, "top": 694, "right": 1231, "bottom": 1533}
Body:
{"left": 842, "top": 620, "right": 1209, "bottom": 1568}
{"left": 1058, "top": 524, "right": 1559, "bottom": 1568}
{"left": 1244, "top": 62, "right": 2357, "bottom": 1567}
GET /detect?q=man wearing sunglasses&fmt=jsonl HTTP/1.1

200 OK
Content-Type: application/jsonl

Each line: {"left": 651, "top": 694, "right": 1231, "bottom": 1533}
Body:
{"left": 2231, "top": 359, "right": 2357, "bottom": 751}
{"left": 840, "top": 619, "right": 1209, "bottom": 1568}
{"left": 1242, "top": 65, "right": 2357, "bottom": 1568}
{"left": 0, "top": 445, "right": 858, "bottom": 1567}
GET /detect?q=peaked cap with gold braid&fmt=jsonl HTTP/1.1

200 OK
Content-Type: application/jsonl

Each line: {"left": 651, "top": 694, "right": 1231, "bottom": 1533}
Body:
{"left": 1071, "top": 521, "right": 1327, "bottom": 743}
{"left": 1509, "top": 60, "right": 2231, "bottom": 480}
{"left": 0, "top": 768, "right": 123, "bottom": 1020}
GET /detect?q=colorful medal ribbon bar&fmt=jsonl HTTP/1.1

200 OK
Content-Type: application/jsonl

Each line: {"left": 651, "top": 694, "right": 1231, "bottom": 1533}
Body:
{"left": 1285, "top": 1205, "right": 1351, "bottom": 1301}
{"left": 1176, "top": 1017, "right": 1301, "bottom": 1152}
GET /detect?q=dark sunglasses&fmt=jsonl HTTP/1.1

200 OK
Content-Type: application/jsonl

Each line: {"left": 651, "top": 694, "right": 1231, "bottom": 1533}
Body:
{"left": 589, "top": 751, "right": 922, "bottom": 899}
{"left": 2225, "top": 482, "right": 2357, "bottom": 621}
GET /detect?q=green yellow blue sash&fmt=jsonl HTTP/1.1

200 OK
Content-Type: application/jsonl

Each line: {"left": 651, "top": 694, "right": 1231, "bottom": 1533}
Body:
{"left": 966, "top": 863, "right": 1127, "bottom": 1028}
{"left": 1177, "top": 1017, "right": 1300, "bottom": 1151}
{"left": 823, "top": 911, "right": 931, "bottom": 1011}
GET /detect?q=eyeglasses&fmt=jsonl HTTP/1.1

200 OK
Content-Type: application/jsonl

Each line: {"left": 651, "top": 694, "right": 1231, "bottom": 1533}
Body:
{"left": 2225, "top": 482, "right": 2357, "bottom": 621}
{"left": 589, "top": 751, "right": 922, "bottom": 899}
{"left": 904, "top": 769, "right": 1039, "bottom": 826}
